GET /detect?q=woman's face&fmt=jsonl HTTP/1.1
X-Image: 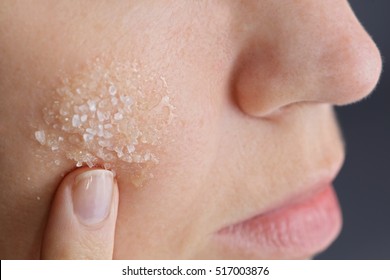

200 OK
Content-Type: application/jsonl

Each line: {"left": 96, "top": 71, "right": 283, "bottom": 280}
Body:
{"left": 0, "top": 0, "right": 382, "bottom": 259}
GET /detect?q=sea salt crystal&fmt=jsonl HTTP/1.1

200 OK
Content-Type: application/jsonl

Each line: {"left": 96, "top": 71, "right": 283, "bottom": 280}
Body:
{"left": 114, "top": 112, "right": 123, "bottom": 120}
{"left": 59, "top": 108, "right": 68, "bottom": 116}
{"left": 126, "top": 144, "right": 135, "bottom": 153}
{"left": 98, "top": 140, "right": 110, "bottom": 147}
{"left": 120, "top": 95, "right": 133, "bottom": 106}
{"left": 76, "top": 161, "right": 83, "bottom": 167}
{"left": 105, "top": 153, "right": 116, "bottom": 161}
{"left": 61, "top": 124, "right": 70, "bottom": 132}
{"left": 97, "top": 98, "right": 107, "bottom": 107}
{"left": 86, "top": 160, "right": 94, "bottom": 168}
{"left": 97, "top": 124, "right": 104, "bottom": 137}
{"left": 79, "top": 104, "right": 89, "bottom": 114}
{"left": 114, "top": 147, "right": 124, "bottom": 158}
{"left": 87, "top": 100, "right": 97, "bottom": 112}
{"left": 103, "top": 130, "right": 113, "bottom": 139}
{"left": 109, "top": 85, "right": 117, "bottom": 96}
{"left": 83, "top": 133, "right": 94, "bottom": 142}
{"left": 162, "top": 95, "right": 170, "bottom": 103}
{"left": 86, "top": 128, "right": 97, "bottom": 135}
{"left": 133, "top": 154, "right": 141, "bottom": 163}
{"left": 80, "top": 114, "right": 88, "bottom": 122}
{"left": 111, "top": 97, "right": 118, "bottom": 105}
{"left": 97, "top": 148, "right": 106, "bottom": 158}
{"left": 72, "top": 114, "right": 81, "bottom": 127}
{"left": 144, "top": 152, "right": 151, "bottom": 161}
{"left": 123, "top": 155, "right": 133, "bottom": 163}
{"left": 97, "top": 110, "right": 105, "bottom": 122}
{"left": 35, "top": 130, "right": 46, "bottom": 145}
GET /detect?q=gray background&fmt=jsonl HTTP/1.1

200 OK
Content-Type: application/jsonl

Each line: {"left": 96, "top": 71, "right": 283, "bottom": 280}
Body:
{"left": 316, "top": 0, "right": 390, "bottom": 259}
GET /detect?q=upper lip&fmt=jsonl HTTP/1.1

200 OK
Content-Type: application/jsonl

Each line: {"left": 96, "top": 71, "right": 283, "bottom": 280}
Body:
{"left": 219, "top": 158, "right": 344, "bottom": 231}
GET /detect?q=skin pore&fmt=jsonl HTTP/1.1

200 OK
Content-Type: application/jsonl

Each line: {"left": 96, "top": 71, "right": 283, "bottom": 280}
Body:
{"left": 0, "top": 0, "right": 382, "bottom": 259}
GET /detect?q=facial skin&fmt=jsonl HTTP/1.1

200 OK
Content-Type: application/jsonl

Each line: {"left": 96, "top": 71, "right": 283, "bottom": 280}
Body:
{"left": 0, "top": 0, "right": 382, "bottom": 259}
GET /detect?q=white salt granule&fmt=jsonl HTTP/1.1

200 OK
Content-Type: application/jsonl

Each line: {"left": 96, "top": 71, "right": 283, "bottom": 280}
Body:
{"left": 103, "top": 130, "right": 113, "bottom": 139}
{"left": 120, "top": 95, "right": 133, "bottom": 107}
{"left": 83, "top": 133, "right": 94, "bottom": 142}
{"left": 114, "top": 146, "right": 124, "bottom": 158}
{"left": 72, "top": 114, "right": 81, "bottom": 128}
{"left": 86, "top": 159, "right": 94, "bottom": 168}
{"left": 98, "top": 140, "right": 110, "bottom": 147}
{"left": 78, "top": 104, "right": 89, "bottom": 114}
{"left": 109, "top": 85, "right": 117, "bottom": 96}
{"left": 114, "top": 112, "right": 123, "bottom": 120}
{"left": 111, "top": 97, "right": 118, "bottom": 105}
{"left": 97, "top": 124, "right": 104, "bottom": 137}
{"left": 80, "top": 114, "right": 88, "bottom": 122}
{"left": 97, "top": 110, "right": 105, "bottom": 122}
{"left": 35, "top": 130, "right": 46, "bottom": 145}
{"left": 86, "top": 128, "right": 97, "bottom": 135}
{"left": 144, "top": 152, "right": 151, "bottom": 161}
{"left": 126, "top": 144, "right": 135, "bottom": 153}
{"left": 96, "top": 111, "right": 110, "bottom": 122}
{"left": 59, "top": 108, "right": 68, "bottom": 116}
{"left": 87, "top": 100, "right": 96, "bottom": 112}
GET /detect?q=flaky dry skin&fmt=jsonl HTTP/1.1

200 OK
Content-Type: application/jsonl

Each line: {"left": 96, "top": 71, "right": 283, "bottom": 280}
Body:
{"left": 33, "top": 56, "right": 175, "bottom": 186}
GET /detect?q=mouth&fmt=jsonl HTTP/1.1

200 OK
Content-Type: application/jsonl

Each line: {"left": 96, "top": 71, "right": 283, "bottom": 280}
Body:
{"left": 216, "top": 182, "right": 342, "bottom": 259}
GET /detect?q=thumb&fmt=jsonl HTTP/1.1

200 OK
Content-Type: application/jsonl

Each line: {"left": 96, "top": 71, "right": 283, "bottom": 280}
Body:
{"left": 41, "top": 168, "right": 119, "bottom": 259}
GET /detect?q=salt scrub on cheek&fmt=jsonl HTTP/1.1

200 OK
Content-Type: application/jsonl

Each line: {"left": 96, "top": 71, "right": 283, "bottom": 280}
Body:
{"left": 33, "top": 57, "right": 175, "bottom": 186}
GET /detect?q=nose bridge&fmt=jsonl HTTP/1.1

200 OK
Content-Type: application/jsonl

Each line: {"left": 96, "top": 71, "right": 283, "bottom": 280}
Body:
{"left": 234, "top": 1, "right": 382, "bottom": 117}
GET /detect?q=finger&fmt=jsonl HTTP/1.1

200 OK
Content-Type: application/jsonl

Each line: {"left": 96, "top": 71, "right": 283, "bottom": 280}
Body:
{"left": 41, "top": 168, "right": 119, "bottom": 259}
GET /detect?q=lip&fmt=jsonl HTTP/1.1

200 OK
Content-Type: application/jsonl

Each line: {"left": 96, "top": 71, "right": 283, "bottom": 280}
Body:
{"left": 216, "top": 184, "right": 342, "bottom": 259}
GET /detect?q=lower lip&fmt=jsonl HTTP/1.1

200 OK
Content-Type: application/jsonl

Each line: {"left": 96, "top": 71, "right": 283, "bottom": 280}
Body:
{"left": 217, "top": 186, "right": 342, "bottom": 259}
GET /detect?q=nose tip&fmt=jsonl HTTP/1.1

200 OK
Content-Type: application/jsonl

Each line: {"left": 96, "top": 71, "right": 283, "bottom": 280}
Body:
{"left": 233, "top": 3, "right": 383, "bottom": 117}
{"left": 319, "top": 32, "right": 383, "bottom": 106}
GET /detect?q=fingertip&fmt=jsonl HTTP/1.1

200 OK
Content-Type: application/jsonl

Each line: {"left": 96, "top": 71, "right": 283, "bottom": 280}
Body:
{"left": 73, "top": 169, "right": 114, "bottom": 226}
{"left": 41, "top": 167, "right": 119, "bottom": 259}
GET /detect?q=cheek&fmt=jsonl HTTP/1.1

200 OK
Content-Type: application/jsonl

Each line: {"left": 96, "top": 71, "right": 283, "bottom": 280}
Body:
{"left": 32, "top": 55, "right": 175, "bottom": 187}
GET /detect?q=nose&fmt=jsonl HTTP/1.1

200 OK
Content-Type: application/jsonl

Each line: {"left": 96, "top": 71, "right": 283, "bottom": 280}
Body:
{"left": 234, "top": 1, "right": 383, "bottom": 117}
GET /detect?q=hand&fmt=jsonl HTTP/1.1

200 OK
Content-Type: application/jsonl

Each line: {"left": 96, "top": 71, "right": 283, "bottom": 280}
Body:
{"left": 41, "top": 168, "right": 119, "bottom": 259}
